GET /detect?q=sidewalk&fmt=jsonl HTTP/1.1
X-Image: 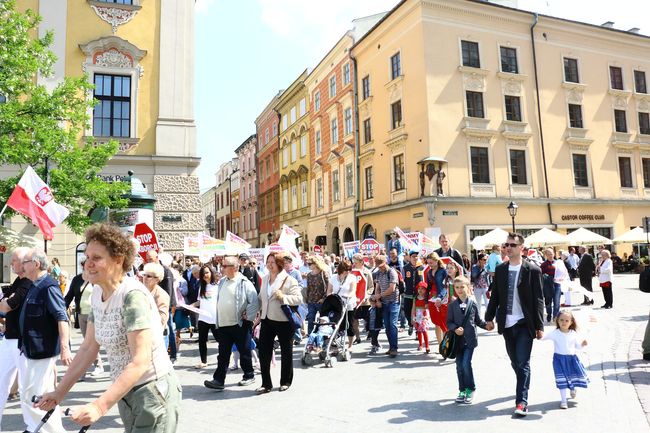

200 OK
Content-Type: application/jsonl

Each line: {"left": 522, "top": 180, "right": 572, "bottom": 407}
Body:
{"left": 1, "top": 274, "right": 649, "bottom": 433}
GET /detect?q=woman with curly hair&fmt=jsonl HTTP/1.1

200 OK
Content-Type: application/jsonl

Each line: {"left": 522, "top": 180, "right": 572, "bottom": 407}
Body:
{"left": 36, "top": 223, "right": 181, "bottom": 432}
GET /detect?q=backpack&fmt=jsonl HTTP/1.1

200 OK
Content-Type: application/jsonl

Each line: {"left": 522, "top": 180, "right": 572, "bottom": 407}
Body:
{"left": 640, "top": 267, "right": 650, "bottom": 293}
{"left": 396, "top": 270, "right": 406, "bottom": 295}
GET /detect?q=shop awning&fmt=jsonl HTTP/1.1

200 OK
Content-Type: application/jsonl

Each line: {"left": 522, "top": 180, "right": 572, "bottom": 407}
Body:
{"left": 523, "top": 228, "right": 569, "bottom": 247}
{"left": 566, "top": 227, "right": 612, "bottom": 246}
{"left": 612, "top": 227, "right": 649, "bottom": 244}
{"left": 471, "top": 228, "right": 509, "bottom": 250}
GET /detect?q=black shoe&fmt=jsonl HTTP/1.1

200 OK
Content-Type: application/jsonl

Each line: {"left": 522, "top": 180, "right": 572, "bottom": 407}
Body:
{"left": 643, "top": 353, "right": 650, "bottom": 361}
{"left": 353, "top": 338, "right": 362, "bottom": 345}
{"left": 204, "top": 379, "right": 225, "bottom": 391}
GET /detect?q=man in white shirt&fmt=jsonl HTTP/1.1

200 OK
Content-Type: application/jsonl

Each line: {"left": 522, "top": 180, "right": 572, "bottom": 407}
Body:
{"left": 204, "top": 256, "right": 259, "bottom": 391}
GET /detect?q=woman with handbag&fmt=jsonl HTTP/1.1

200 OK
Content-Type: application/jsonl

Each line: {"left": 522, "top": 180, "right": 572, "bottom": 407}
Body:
{"left": 424, "top": 252, "right": 448, "bottom": 348}
{"left": 256, "top": 253, "right": 303, "bottom": 394}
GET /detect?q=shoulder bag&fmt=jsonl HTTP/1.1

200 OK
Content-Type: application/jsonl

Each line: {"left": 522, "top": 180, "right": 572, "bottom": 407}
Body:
{"left": 278, "top": 276, "right": 304, "bottom": 330}
{"left": 439, "top": 299, "right": 474, "bottom": 360}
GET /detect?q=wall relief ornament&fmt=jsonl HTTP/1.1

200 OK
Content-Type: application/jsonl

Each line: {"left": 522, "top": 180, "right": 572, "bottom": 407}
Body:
{"left": 90, "top": 4, "right": 138, "bottom": 34}
{"left": 95, "top": 49, "right": 133, "bottom": 68}
{"left": 567, "top": 89, "right": 583, "bottom": 104}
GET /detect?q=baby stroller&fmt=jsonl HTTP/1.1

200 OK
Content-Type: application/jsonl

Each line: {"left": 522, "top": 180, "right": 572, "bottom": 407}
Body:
{"left": 301, "top": 294, "right": 351, "bottom": 368}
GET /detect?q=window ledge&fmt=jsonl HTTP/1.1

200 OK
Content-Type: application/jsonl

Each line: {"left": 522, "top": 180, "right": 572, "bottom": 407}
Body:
{"left": 359, "top": 96, "right": 373, "bottom": 107}
{"left": 633, "top": 92, "right": 650, "bottom": 100}
{"left": 384, "top": 75, "right": 404, "bottom": 89}
{"left": 391, "top": 189, "right": 406, "bottom": 204}
{"left": 509, "top": 184, "right": 533, "bottom": 198}
{"left": 497, "top": 71, "right": 527, "bottom": 81}
{"left": 88, "top": 1, "right": 142, "bottom": 11}
{"left": 611, "top": 132, "right": 634, "bottom": 150}
{"left": 470, "top": 183, "right": 496, "bottom": 197}
{"left": 637, "top": 134, "right": 650, "bottom": 145}
{"left": 620, "top": 187, "right": 638, "bottom": 198}
{"left": 574, "top": 186, "right": 593, "bottom": 199}
{"left": 608, "top": 88, "right": 632, "bottom": 97}
{"left": 561, "top": 82, "right": 587, "bottom": 91}
{"left": 458, "top": 66, "right": 490, "bottom": 76}
{"left": 501, "top": 120, "right": 531, "bottom": 140}
{"left": 88, "top": 136, "right": 140, "bottom": 153}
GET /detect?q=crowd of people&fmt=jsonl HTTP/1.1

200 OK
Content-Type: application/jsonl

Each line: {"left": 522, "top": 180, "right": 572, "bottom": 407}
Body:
{"left": 0, "top": 224, "right": 628, "bottom": 431}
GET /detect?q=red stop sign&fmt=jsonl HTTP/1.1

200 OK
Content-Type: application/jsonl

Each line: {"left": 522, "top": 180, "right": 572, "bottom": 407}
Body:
{"left": 133, "top": 222, "right": 159, "bottom": 261}
{"left": 360, "top": 238, "right": 380, "bottom": 256}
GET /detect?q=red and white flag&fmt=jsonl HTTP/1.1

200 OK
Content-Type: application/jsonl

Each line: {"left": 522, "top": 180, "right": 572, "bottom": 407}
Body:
{"left": 6, "top": 166, "right": 69, "bottom": 240}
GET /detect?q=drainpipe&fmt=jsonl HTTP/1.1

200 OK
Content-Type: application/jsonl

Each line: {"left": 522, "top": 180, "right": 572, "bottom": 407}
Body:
{"left": 350, "top": 52, "right": 360, "bottom": 241}
{"left": 531, "top": 13, "right": 554, "bottom": 228}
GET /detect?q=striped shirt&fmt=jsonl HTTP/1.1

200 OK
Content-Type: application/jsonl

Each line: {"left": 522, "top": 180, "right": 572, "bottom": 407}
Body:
{"left": 374, "top": 267, "right": 399, "bottom": 304}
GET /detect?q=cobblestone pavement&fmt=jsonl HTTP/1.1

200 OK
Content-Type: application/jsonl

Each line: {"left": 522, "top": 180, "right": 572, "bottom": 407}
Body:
{"left": 2, "top": 274, "right": 649, "bottom": 433}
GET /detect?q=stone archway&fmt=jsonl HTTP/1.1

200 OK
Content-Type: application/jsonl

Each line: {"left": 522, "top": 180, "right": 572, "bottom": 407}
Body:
{"left": 331, "top": 226, "right": 340, "bottom": 256}
{"left": 343, "top": 227, "right": 354, "bottom": 242}
{"left": 361, "top": 224, "right": 376, "bottom": 239}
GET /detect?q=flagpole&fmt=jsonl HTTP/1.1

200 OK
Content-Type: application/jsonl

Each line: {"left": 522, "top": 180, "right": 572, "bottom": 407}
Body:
{"left": 0, "top": 203, "right": 7, "bottom": 220}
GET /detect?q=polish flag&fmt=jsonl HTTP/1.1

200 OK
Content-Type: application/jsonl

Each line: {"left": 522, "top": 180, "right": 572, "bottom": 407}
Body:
{"left": 6, "top": 166, "right": 69, "bottom": 240}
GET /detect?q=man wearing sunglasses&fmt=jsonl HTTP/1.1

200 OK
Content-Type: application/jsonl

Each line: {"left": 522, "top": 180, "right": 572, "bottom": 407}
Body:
{"left": 485, "top": 233, "right": 544, "bottom": 417}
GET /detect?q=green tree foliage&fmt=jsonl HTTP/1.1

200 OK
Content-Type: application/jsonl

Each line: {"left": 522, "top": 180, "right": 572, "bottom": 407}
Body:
{"left": 0, "top": 0, "right": 127, "bottom": 233}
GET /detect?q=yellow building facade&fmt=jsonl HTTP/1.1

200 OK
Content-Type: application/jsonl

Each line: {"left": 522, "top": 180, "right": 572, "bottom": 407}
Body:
{"left": 352, "top": 0, "right": 650, "bottom": 252}
{"left": 2, "top": 0, "right": 200, "bottom": 279}
{"left": 276, "top": 70, "right": 311, "bottom": 250}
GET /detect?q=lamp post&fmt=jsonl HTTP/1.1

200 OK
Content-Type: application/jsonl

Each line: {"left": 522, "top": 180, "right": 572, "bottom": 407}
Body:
{"left": 507, "top": 201, "right": 518, "bottom": 232}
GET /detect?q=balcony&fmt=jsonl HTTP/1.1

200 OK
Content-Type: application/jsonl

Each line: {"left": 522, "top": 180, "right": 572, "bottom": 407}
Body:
{"left": 501, "top": 120, "right": 532, "bottom": 142}
{"left": 509, "top": 184, "right": 533, "bottom": 198}
{"left": 564, "top": 128, "right": 593, "bottom": 150}
{"left": 470, "top": 183, "right": 496, "bottom": 197}
{"left": 462, "top": 117, "right": 497, "bottom": 140}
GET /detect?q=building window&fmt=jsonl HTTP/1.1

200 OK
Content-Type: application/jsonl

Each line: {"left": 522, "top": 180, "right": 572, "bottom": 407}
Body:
{"left": 461, "top": 40, "right": 480, "bottom": 68}
{"left": 282, "top": 188, "right": 288, "bottom": 213}
{"left": 362, "top": 75, "right": 370, "bottom": 100}
{"left": 344, "top": 107, "right": 353, "bottom": 135}
{"left": 314, "top": 91, "right": 321, "bottom": 111}
{"left": 363, "top": 118, "right": 372, "bottom": 144}
{"left": 500, "top": 46, "right": 518, "bottom": 74}
{"left": 329, "top": 75, "right": 337, "bottom": 98}
{"left": 265, "top": 128, "right": 270, "bottom": 144}
{"left": 642, "top": 158, "right": 650, "bottom": 188}
{"left": 282, "top": 147, "right": 288, "bottom": 168}
{"left": 470, "top": 147, "right": 490, "bottom": 184}
{"left": 300, "top": 134, "right": 307, "bottom": 157}
{"left": 272, "top": 122, "right": 278, "bottom": 136}
{"left": 290, "top": 106, "right": 296, "bottom": 123}
{"left": 332, "top": 170, "right": 340, "bottom": 202}
{"left": 640, "top": 112, "right": 650, "bottom": 135}
{"left": 466, "top": 91, "right": 484, "bottom": 118}
{"left": 93, "top": 74, "right": 131, "bottom": 137}
{"left": 266, "top": 159, "right": 270, "bottom": 178}
{"left": 393, "top": 154, "right": 405, "bottom": 191}
{"left": 365, "top": 166, "right": 374, "bottom": 199}
{"left": 343, "top": 63, "right": 351, "bottom": 86}
{"left": 614, "top": 109, "right": 627, "bottom": 133}
{"left": 301, "top": 181, "right": 307, "bottom": 208}
{"left": 98, "top": 0, "right": 133, "bottom": 4}
{"left": 509, "top": 149, "right": 527, "bottom": 185}
{"left": 299, "top": 98, "right": 306, "bottom": 117}
{"left": 291, "top": 141, "right": 297, "bottom": 162}
{"left": 610, "top": 66, "right": 624, "bottom": 90}
{"left": 572, "top": 154, "right": 589, "bottom": 187}
{"left": 282, "top": 115, "right": 287, "bottom": 131}
{"left": 331, "top": 117, "right": 338, "bottom": 144}
{"left": 563, "top": 58, "right": 579, "bottom": 83}
{"left": 568, "top": 104, "right": 583, "bottom": 128}
{"left": 390, "top": 52, "right": 401, "bottom": 80}
{"left": 345, "top": 163, "right": 354, "bottom": 197}
{"left": 635, "top": 70, "right": 648, "bottom": 94}
{"left": 315, "top": 130, "right": 321, "bottom": 154}
{"left": 291, "top": 184, "right": 298, "bottom": 210}
{"left": 391, "top": 100, "right": 402, "bottom": 129}
{"left": 316, "top": 178, "right": 323, "bottom": 208}
{"left": 619, "top": 157, "right": 633, "bottom": 188}
{"left": 504, "top": 95, "right": 522, "bottom": 121}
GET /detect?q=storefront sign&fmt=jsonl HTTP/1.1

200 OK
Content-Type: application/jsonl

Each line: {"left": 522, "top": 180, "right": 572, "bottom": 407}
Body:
{"left": 561, "top": 214, "right": 605, "bottom": 221}
{"left": 442, "top": 210, "right": 458, "bottom": 216}
{"left": 413, "top": 212, "right": 424, "bottom": 218}
{"left": 162, "top": 215, "right": 182, "bottom": 223}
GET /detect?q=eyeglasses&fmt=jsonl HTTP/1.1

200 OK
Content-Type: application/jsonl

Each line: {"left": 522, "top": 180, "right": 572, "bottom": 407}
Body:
{"left": 221, "top": 264, "right": 234, "bottom": 268}
{"left": 143, "top": 274, "right": 158, "bottom": 278}
{"left": 503, "top": 243, "right": 521, "bottom": 248}
{"left": 22, "top": 259, "right": 35, "bottom": 264}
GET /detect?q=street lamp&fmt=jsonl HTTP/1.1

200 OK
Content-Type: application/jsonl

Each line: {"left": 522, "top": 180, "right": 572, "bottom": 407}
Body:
{"left": 507, "top": 201, "right": 518, "bottom": 232}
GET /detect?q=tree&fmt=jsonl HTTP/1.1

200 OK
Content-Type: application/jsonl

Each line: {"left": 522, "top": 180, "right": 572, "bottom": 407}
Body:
{"left": 0, "top": 0, "right": 128, "bottom": 234}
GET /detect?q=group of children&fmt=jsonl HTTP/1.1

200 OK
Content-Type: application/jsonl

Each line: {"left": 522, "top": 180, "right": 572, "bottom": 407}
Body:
{"left": 412, "top": 274, "right": 590, "bottom": 409}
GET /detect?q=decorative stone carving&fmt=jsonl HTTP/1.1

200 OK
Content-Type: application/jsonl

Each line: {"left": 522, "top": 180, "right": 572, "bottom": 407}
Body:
{"left": 153, "top": 175, "right": 200, "bottom": 194}
{"left": 639, "top": 99, "right": 650, "bottom": 112}
{"left": 465, "top": 135, "right": 491, "bottom": 145}
{"left": 90, "top": 4, "right": 138, "bottom": 34}
{"left": 573, "top": 187, "right": 593, "bottom": 199}
{"left": 464, "top": 75, "right": 485, "bottom": 92}
{"left": 95, "top": 49, "right": 133, "bottom": 68}
{"left": 613, "top": 96, "right": 628, "bottom": 109}
{"left": 470, "top": 184, "right": 496, "bottom": 197}
{"left": 154, "top": 194, "right": 201, "bottom": 212}
{"left": 567, "top": 89, "right": 583, "bottom": 104}
{"left": 502, "top": 79, "right": 521, "bottom": 96}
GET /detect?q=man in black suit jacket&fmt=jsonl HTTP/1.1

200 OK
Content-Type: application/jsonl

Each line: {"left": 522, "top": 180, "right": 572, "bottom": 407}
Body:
{"left": 577, "top": 246, "right": 595, "bottom": 305}
{"left": 435, "top": 233, "right": 466, "bottom": 275}
{"left": 485, "top": 233, "right": 544, "bottom": 417}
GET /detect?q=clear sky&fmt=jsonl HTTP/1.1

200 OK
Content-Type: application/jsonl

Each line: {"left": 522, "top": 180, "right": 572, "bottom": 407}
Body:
{"left": 194, "top": 0, "right": 650, "bottom": 191}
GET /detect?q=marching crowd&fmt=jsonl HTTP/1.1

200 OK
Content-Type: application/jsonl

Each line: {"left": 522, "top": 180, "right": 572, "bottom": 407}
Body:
{"left": 0, "top": 223, "right": 626, "bottom": 432}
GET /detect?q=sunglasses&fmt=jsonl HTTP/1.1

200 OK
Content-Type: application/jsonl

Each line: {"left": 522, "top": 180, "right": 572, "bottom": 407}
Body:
{"left": 503, "top": 243, "right": 520, "bottom": 248}
{"left": 143, "top": 274, "right": 158, "bottom": 278}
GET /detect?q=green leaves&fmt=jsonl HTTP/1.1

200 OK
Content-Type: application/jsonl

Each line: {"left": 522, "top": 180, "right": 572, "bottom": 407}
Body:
{"left": 0, "top": 1, "right": 127, "bottom": 234}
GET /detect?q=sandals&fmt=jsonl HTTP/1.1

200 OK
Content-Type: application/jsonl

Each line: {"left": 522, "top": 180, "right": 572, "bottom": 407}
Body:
{"left": 255, "top": 387, "right": 271, "bottom": 394}
{"left": 195, "top": 362, "right": 208, "bottom": 369}
{"left": 279, "top": 385, "right": 290, "bottom": 392}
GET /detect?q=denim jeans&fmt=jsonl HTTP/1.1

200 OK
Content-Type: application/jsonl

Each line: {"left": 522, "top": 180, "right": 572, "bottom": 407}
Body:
{"left": 167, "top": 315, "right": 177, "bottom": 359}
{"left": 545, "top": 283, "right": 562, "bottom": 320}
{"left": 503, "top": 322, "right": 534, "bottom": 406}
{"left": 306, "top": 302, "right": 322, "bottom": 334}
{"left": 455, "top": 345, "right": 476, "bottom": 391}
{"left": 473, "top": 288, "right": 489, "bottom": 319}
{"left": 382, "top": 302, "right": 400, "bottom": 350}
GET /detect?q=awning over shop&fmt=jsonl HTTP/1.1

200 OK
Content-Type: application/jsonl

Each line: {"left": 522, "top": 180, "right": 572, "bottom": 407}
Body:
{"left": 565, "top": 227, "right": 612, "bottom": 246}
{"left": 471, "top": 227, "right": 509, "bottom": 250}
{"left": 524, "top": 227, "right": 569, "bottom": 248}
{"left": 612, "top": 227, "right": 649, "bottom": 244}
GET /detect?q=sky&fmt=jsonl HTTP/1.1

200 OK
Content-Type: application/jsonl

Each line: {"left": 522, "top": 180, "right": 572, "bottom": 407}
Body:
{"left": 194, "top": 0, "right": 650, "bottom": 191}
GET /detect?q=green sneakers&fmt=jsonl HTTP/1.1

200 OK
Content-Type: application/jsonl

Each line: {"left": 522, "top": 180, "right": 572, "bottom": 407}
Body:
{"left": 455, "top": 390, "right": 466, "bottom": 403}
{"left": 463, "top": 389, "right": 474, "bottom": 404}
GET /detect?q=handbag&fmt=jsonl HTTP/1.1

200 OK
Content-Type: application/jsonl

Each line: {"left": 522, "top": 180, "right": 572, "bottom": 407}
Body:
{"left": 439, "top": 299, "right": 474, "bottom": 360}
{"left": 276, "top": 276, "right": 304, "bottom": 330}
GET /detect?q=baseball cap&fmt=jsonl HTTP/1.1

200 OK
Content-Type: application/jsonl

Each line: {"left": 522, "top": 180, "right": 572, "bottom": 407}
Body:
{"left": 239, "top": 253, "right": 250, "bottom": 260}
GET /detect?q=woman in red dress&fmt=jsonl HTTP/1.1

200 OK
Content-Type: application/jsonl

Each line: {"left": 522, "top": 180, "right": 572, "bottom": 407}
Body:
{"left": 423, "top": 252, "right": 448, "bottom": 347}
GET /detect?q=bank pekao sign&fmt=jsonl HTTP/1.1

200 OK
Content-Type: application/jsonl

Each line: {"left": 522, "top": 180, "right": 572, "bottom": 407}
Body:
{"left": 560, "top": 214, "right": 605, "bottom": 221}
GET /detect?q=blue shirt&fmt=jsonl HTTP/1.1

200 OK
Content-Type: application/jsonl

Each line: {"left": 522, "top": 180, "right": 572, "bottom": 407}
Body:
{"left": 486, "top": 252, "right": 503, "bottom": 273}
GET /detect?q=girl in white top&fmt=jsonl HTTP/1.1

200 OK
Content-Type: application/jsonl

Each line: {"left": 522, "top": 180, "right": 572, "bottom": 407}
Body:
{"left": 327, "top": 261, "right": 358, "bottom": 348}
{"left": 597, "top": 249, "right": 614, "bottom": 309}
{"left": 194, "top": 265, "right": 219, "bottom": 368}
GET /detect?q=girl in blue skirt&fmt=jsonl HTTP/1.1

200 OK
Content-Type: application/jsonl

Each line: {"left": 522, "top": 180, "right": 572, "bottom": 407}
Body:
{"left": 543, "top": 310, "right": 589, "bottom": 409}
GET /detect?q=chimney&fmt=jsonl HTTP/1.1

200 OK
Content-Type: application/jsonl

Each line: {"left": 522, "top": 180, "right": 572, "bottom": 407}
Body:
{"left": 601, "top": 21, "right": 615, "bottom": 28}
{"left": 628, "top": 27, "right": 641, "bottom": 34}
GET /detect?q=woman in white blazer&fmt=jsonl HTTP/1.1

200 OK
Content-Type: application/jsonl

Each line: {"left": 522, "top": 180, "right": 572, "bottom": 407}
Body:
{"left": 256, "top": 253, "right": 303, "bottom": 393}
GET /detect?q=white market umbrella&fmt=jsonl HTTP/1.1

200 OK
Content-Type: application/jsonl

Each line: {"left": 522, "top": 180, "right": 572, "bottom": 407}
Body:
{"left": 612, "top": 227, "right": 649, "bottom": 244}
{"left": 0, "top": 226, "right": 40, "bottom": 251}
{"left": 471, "top": 228, "right": 509, "bottom": 250}
{"left": 566, "top": 227, "right": 612, "bottom": 246}
{"left": 524, "top": 227, "right": 569, "bottom": 248}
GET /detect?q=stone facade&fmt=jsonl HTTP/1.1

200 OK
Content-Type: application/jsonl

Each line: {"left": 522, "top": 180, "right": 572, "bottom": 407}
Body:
{"left": 153, "top": 175, "right": 202, "bottom": 251}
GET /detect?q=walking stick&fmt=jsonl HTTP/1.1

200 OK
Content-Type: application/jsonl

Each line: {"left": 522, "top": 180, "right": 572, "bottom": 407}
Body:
{"left": 31, "top": 396, "right": 91, "bottom": 433}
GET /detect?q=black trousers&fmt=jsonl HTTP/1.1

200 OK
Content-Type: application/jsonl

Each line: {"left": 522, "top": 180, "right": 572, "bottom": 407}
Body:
{"left": 198, "top": 320, "right": 218, "bottom": 363}
{"left": 259, "top": 318, "right": 294, "bottom": 389}
{"left": 579, "top": 275, "right": 593, "bottom": 303}
{"left": 213, "top": 323, "right": 254, "bottom": 384}
{"left": 403, "top": 297, "right": 414, "bottom": 328}
{"left": 601, "top": 281, "right": 613, "bottom": 307}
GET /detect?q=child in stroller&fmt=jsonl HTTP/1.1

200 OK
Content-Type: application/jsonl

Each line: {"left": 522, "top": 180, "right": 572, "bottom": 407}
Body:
{"left": 307, "top": 315, "right": 336, "bottom": 354}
